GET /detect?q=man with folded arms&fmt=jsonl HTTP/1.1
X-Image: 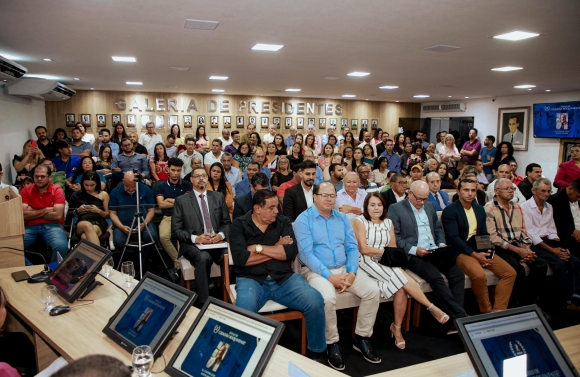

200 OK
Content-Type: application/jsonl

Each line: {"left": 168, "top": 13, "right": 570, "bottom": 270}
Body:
{"left": 521, "top": 178, "right": 580, "bottom": 311}
{"left": 442, "top": 179, "right": 516, "bottom": 313}
{"left": 334, "top": 171, "right": 367, "bottom": 219}
{"left": 486, "top": 164, "right": 526, "bottom": 203}
{"left": 230, "top": 190, "right": 326, "bottom": 361}
{"left": 233, "top": 172, "right": 270, "bottom": 220}
{"left": 295, "top": 182, "right": 381, "bottom": 370}
{"left": 388, "top": 181, "right": 467, "bottom": 321}
{"left": 549, "top": 178, "right": 580, "bottom": 258}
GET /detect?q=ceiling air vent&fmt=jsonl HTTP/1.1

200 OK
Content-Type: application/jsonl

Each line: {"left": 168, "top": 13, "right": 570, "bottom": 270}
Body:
{"left": 423, "top": 103, "right": 466, "bottom": 112}
{"left": 423, "top": 105, "right": 440, "bottom": 111}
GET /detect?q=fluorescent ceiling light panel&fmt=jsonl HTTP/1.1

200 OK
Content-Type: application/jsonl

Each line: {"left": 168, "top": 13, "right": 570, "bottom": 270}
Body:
{"left": 342, "top": 94, "right": 356, "bottom": 98}
{"left": 90, "top": 88, "right": 94, "bottom": 90}
{"left": 285, "top": 88, "right": 301, "bottom": 92}
{"left": 212, "top": 89, "right": 225, "bottom": 92}
{"left": 514, "top": 84, "right": 535, "bottom": 88}
{"left": 347, "top": 72, "right": 370, "bottom": 77}
{"left": 112, "top": 56, "right": 137, "bottom": 62}
{"left": 126, "top": 81, "right": 142, "bottom": 85}
{"left": 448, "top": 96, "right": 452, "bottom": 97}
{"left": 546, "top": 89, "right": 551, "bottom": 92}
{"left": 171, "top": 67, "right": 190, "bottom": 71}
{"left": 74, "top": 78, "right": 80, "bottom": 80}
{"left": 251, "top": 44, "right": 284, "bottom": 51}
{"left": 424, "top": 45, "right": 460, "bottom": 53}
{"left": 395, "top": 101, "right": 400, "bottom": 102}
{"left": 493, "top": 31, "right": 540, "bottom": 41}
{"left": 209, "top": 76, "right": 228, "bottom": 80}
{"left": 25, "top": 74, "right": 59, "bottom": 80}
{"left": 491, "top": 66, "right": 523, "bottom": 71}
{"left": 42, "top": 58, "right": 53, "bottom": 62}
{"left": 184, "top": 19, "right": 219, "bottom": 30}
{"left": 465, "top": 97, "right": 469, "bottom": 98}
{"left": 0, "top": 53, "right": 20, "bottom": 60}
{"left": 413, "top": 95, "right": 430, "bottom": 98}
{"left": 379, "top": 86, "right": 398, "bottom": 89}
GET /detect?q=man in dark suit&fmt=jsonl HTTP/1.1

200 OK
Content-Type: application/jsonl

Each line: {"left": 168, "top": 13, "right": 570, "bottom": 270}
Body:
{"left": 380, "top": 173, "right": 407, "bottom": 212}
{"left": 426, "top": 172, "right": 450, "bottom": 211}
{"left": 388, "top": 180, "right": 467, "bottom": 321}
{"left": 549, "top": 178, "right": 580, "bottom": 258}
{"left": 375, "top": 133, "right": 389, "bottom": 157}
{"left": 283, "top": 160, "right": 317, "bottom": 221}
{"left": 233, "top": 172, "right": 270, "bottom": 220}
{"left": 172, "top": 167, "right": 231, "bottom": 304}
{"left": 518, "top": 163, "right": 542, "bottom": 200}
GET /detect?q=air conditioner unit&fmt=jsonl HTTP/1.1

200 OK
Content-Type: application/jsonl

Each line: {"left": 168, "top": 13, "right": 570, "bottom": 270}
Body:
{"left": 422, "top": 103, "right": 466, "bottom": 112}
{"left": 0, "top": 55, "right": 27, "bottom": 82}
{"left": 8, "top": 78, "right": 76, "bottom": 101}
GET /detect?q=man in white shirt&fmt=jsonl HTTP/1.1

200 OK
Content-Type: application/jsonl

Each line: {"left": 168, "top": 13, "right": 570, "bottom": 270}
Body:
{"left": 262, "top": 124, "right": 277, "bottom": 146}
{"left": 178, "top": 138, "right": 203, "bottom": 178}
{"left": 322, "top": 126, "right": 339, "bottom": 147}
{"left": 218, "top": 128, "right": 233, "bottom": 148}
{"left": 148, "top": 134, "right": 177, "bottom": 158}
{"left": 221, "top": 153, "right": 241, "bottom": 194}
{"left": 486, "top": 164, "right": 526, "bottom": 203}
{"left": 435, "top": 131, "right": 447, "bottom": 153}
{"left": 284, "top": 126, "right": 298, "bottom": 149}
{"left": 357, "top": 131, "right": 377, "bottom": 157}
{"left": 357, "top": 165, "right": 378, "bottom": 193}
{"left": 338, "top": 126, "right": 350, "bottom": 145}
{"left": 204, "top": 139, "right": 224, "bottom": 173}
{"left": 307, "top": 124, "right": 322, "bottom": 154}
{"left": 139, "top": 122, "right": 163, "bottom": 152}
{"left": 335, "top": 171, "right": 367, "bottom": 219}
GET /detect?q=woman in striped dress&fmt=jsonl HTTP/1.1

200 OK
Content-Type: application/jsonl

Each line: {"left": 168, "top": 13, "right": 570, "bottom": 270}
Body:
{"left": 352, "top": 193, "right": 449, "bottom": 349}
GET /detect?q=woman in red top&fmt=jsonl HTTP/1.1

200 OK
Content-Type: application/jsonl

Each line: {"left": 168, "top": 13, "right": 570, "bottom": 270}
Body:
{"left": 149, "top": 142, "right": 169, "bottom": 181}
{"left": 555, "top": 144, "right": 580, "bottom": 188}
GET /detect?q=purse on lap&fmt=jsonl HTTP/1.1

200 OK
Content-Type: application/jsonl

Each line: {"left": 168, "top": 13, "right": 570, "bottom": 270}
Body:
{"left": 378, "top": 247, "right": 409, "bottom": 268}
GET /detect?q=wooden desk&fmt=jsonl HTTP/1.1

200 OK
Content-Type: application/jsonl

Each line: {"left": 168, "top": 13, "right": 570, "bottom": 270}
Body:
{"left": 0, "top": 266, "right": 346, "bottom": 377}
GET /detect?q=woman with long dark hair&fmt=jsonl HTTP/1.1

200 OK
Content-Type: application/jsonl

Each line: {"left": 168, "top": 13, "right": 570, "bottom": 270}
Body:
{"left": 352, "top": 147, "right": 364, "bottom": 172}
{"left": 372, "top": 156, "right": 389, "bottom": 187}
{"left": 51, "top": 128, "right": 71, "bottom": 144}
{"left": 249, "top": 132, "right": 263, "bottom": 154}
{"left": 339, "top": 131, "right": 357, "bottom": 155}
{"left": 149, "top": 142, "right": 169, "bottom": 181}
{"left": 372, "top": 128, "right": 383, "bottom": 145}
{"left": 206, "top": 162, "right": 233, "bottom": 219}
{"left": 272, "top": 156, "right": 292, "bottom": 192}
{"left": 393, "top": 133, "right": 405, "bottom": 155}
{"left": 342, "top": 146, "right": 354, "bottom": 171}
{"left": 273, "top": 133, "right": 287, "bottom": 155}
{"left": 111, "top": 123, "right": 128, "bottom": 146}
{"left": 70, "top": 156, "right": 106, "bottom": 192}
{"left": 264, "top": 143, "right": 280, "bottom": 173}
{"left": 170, "top": 124, "right": 185, "bottom": 147}
{"left": 362, "top": 144, "right": 376, "bottom": 167}
{"left": 400, "top": 143, "right": 415, "bottom": 175}
{"left": 69, "top": 171, "right": 110, "bottom": 245}
{"left": 492, "top": 141, "right": 515, "bottom": 175}
{"left": 195, "top": 125, "right": 209, "bottom": 154}
{"left": 438, "top": 162, "right": 456, "bottom": 189}
{"left": 232, "top": 142, "right": 253, "bottom": 172}
{"left": 94, "top": 145, "right": 113, "bottom": 174}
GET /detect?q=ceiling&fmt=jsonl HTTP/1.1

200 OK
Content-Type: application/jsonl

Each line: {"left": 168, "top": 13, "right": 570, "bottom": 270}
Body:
{"left": 1, "top": 0, "right": 579, "bottom": 102}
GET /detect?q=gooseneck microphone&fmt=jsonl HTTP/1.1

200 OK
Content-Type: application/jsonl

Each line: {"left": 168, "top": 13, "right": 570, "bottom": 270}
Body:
{"left": 70, "top": 271, "right": 129, "bottom": 298}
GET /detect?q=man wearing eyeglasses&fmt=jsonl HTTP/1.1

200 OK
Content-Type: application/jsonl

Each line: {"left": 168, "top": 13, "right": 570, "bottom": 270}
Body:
{"left": 335, "top": 171, "right": 367, "bottom": 219}
{"left": 381, "top": 173, "right": 408, "bottom": 212}
{"left": 486, "top": 164, "right": 526, "bottom": 203}
{"left": 388, "top": 181, "right": 467, "bottom": 322}
{"left": 21, "top": 164, "right": 68, "bottom": 263}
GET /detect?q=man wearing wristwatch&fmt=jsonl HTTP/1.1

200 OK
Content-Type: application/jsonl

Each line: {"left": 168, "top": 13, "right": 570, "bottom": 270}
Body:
{"left": 294, "top": 182, "right": 381, "bottom": 370}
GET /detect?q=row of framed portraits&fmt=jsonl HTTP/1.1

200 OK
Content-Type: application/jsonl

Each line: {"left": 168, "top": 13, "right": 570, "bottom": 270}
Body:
{"left": 64, "top": 113, "right": 380, "bottom": 131}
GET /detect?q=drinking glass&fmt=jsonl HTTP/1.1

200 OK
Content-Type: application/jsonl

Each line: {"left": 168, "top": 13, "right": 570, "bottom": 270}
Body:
{"left": 121, "top": 261, "right": 135, "bottom": 288}
{"left": 132, "top": 345, "right": 153, "bottom": 377}
{"left": 102, "top": 257, "right": 114, "bottom": 278}
{"left": 41, "top": 286, "right": 58, "bottom": 312}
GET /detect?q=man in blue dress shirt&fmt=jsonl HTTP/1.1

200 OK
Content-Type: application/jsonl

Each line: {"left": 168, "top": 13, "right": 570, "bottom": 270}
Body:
{"left": 379, "top": 139, "right": 401, "bottom": 174}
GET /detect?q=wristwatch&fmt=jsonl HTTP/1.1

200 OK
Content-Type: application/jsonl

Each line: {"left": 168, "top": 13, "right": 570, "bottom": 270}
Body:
{"left": 255, "top": 244, "right": 263, "bottom": 254}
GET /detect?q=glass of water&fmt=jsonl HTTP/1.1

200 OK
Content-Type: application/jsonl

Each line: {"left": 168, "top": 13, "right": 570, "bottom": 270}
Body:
{"left": 132, "top": 345, "right": 153, "bottom": 377}
{"left": 121, "top": 261, "right": 135, "bottom": 288}
{"left": 41, "top": 285, "right": 58, "bottom": 312}
{"left": 102, "top": 257, "right": 114, "bottom": 277}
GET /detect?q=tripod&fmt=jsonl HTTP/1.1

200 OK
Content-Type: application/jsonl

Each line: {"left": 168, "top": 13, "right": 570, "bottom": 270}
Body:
{"left": 116, "top": 174, "right": 171, "bottom": 281}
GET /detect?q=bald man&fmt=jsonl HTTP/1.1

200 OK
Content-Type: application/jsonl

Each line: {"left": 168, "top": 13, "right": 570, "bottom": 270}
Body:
{"left": 109, "top": 171, "right": 158, "bottom": 274}
{"left": 486, "top": 164, "right": 526, "bottom": 203}
{"left": 335, "top": 171, "right": 367, "bottom": 218}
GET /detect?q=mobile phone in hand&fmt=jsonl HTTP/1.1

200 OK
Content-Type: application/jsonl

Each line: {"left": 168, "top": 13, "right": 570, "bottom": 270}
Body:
{"left": 30, "top": 140, "right": 38, "bottom": 149}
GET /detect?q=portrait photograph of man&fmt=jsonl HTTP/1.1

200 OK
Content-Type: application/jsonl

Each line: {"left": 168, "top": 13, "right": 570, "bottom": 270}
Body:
{"left": 184, "top": 115, "right": 192, "bottom": 127}
{"left": 498, "top": 107, "right": 529, "bottom": 151}
{"left": 198, "top": 115, "right": 205, "bottom": 125}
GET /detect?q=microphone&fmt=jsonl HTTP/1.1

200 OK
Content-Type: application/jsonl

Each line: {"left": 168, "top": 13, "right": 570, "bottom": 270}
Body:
{"left": 70, "top": 271, "right": 129, "bottom": 298}
{"left": 0, "top": 246, "right": 47, "bottom": 264}
{"left": 1, "top": 247, "right": 56, "bottom": 283}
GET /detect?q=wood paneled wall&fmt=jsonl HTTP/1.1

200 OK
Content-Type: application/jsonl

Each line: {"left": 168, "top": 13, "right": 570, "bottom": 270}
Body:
{"left": 45, "top": 90, "right": 420, "bottom": 140}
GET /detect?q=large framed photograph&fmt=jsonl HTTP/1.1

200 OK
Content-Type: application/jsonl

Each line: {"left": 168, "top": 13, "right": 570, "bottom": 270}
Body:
{"left": 223, "top": 116, "right": 231, "bottom": 128}
{"left": 273, "top": 117, "right": 281, "bottom": 129}
{"left": 80, "top": 114, "right": 91, "bottom": 128}
{"left": 297, "top": 117, "right": 304, "bottom": 129}
{"left": 261, "top": 116, "right": 269, "bottom": 128}
{"left": 284, "top": 117, "right": 292, "bottom": 129}
{"left": 249, "top": 116, "right": 256, "bottom": 126}
{"left": 141, "top": 114, "right": 151, "bottom": 129}
{"left": 330, "top": 118, "right": 337, "bottom": 128}
{"left": 236, "top": 116, "right": 245, "bottom": 128}
{"left": 169, "top": 115, "right": 179, "bottom": 127}
{"left": 183, "top": 115, "right": 193, "bottom": 128}
{"left": 96, "top": 114, "right": 106, "bottom": 127}
{"left": 361, "top": 119, "right": 368, "bottom": 129}
{"left": 112, "top": 114, "right": 121, "bottom": 126}
{"left": 210, "top": 116, "right": 219, "bottom": 128}
{"left": 126, "top": 114, "right": 137, "bottom": 128}
{"left": 351, "top": 119, "right": 358, "bottom": 130}
{"left": 341, "top": 118, "right": 348, "bottom": 128}
{"left": 155, "top": 114, "right": 165, "bottom": 129}
{"left": 197, "top": 115, "right": 206, "bottom": 126}
{"left": 65, "top": 113, "right": 75, "bottom": 127}
{"left": 319, "top": 118, "right": 326, "bottom": 129}
{"left": 498, "top": 106, "right": 530, "bottom": 151}
{"left": 307, "top": 118, "right": 315, "bottom": 128}
{"left": 371, "top": 118, "right": 379, "bottom": 129}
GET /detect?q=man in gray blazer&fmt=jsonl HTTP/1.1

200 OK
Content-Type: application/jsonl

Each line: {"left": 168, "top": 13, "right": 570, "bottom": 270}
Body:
{"left": 172, "top": 167, "right": 230, "bottom": 304}
{"left": 387, "top": 181, "right": 467, "bottom": 321}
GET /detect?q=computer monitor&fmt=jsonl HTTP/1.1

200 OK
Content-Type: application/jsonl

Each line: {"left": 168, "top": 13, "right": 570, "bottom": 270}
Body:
{"left": 455, "top": 305, "right": 579, "bottom": 377}
{"left": 47, "top": 239, "right": 112, "bottom": 303}
{"left": 103, "top": 272, "right": 197, "bottom": 358}
{"left": 165, "top": 297, "right": 285, "bottom": 377}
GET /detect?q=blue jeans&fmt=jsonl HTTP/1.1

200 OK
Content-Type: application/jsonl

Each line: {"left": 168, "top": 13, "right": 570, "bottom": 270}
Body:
{"left": 113, "top": 223, "right": 158, "bottom": 276}
{"left": 236, "top": 274, "right": 326, "bottom": 353}
{"left": 24, "top": 224, "right": 69, "bottom": 263}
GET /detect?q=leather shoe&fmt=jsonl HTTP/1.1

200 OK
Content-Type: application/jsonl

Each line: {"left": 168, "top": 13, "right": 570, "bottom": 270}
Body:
{"left": 353, "top": 337, "right": 381, "bottom": 364}
{"left": 326, "top": 343, "right": 345, "bottom": 371}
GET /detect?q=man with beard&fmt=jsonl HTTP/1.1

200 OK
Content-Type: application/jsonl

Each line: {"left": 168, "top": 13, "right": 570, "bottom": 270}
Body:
{"left": 35, "top": 125, "right": 57, "bottom": 158}
{"left": 283, "top": 160, "right": 317, "bottom": 221}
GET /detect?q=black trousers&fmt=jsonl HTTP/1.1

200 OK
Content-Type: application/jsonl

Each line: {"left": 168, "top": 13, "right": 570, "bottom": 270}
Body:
{"left": 408, "top": 255, "right": 467, "bottom": 320}
{"left": 181, "top": 245, "right": 227, "bottom": 304}
{"left": 495, "top": 246, "right": 548, "bottom": 306}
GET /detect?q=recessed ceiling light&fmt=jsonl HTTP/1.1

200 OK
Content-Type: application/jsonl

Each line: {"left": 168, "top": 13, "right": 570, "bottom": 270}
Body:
{"left": 126, "top": 81, "right": 142, "bottom": 85}
{"left": 493, "top": 31, "right": 540, "bottom": 41}
{"left": 546, "top": 89, "right": 551, "bottom": 92}
{"left": 73, "top": 78, "right": 80, "bottom": 80}
{"left": 448, "top": 96, "right": 453, "bottom": 98}
{"left": 170, "top": 67, "right": 190, "bottom": 71}
{"left": 465, "top": 97, "right": 469, "bottom": 98}
{"left": 184, "top": 19, "right": 219, "bottom": 30}
{"left": 0, "top": 53, "right": 20, "bottom": 60}
{"left": 251, "top": 44, "right": 284, "bottom": 52}
{"left": 212, "top": 89, "right": 225, "bottom": 93}
{"left": 166, "top": 85, "right": 179, "bottom": 88}
{"left": 379, "top": 86, "right": 398, "bottom": 89}
{"left": 413, "top": 95, "right": 430, "bottom": 98}
{"left": 25, "top": 74, "right": 59, "bottom": 80}
{"left": 90, "top": 88, "right": 94, "bottom": 90}
{"left": 42, "top": 58, "right": 53, "bottom": 62}
{"left": 112, "top": 56, "right": 137, "bottom": 62}
{"left": 347, "top": 72, "right": 370, "bottom": 77}
{"left": 514, "top": 84, "right": 535, "bottom": 89}
{"left": 209, "top": 76, "right": 228, "bottom": 80}
{"left": 528, "top": 89, "right": 532, "bottom": 91}
{"left": 342, "top": 94, "right": 356, "bottom": 98}
{"left": 396, "top": 101, "right": 400, "bottom": 102}
{"left": 491, "top": 66, "right": 523, "bottom": 72}
{"left": 285, "top": 88, "right": 301, "bottom": 92}
{"left": 365, "top": 99, "right": 369, "bottom": 101}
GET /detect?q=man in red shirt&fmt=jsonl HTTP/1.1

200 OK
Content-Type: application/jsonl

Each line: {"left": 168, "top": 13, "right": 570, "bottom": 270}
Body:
{"left": 277, "top": 163, "right": 301, "bottom": 205}
{"left": 21, "top": 165, "right": 68, "bottom": 263}
{"left": 509, "top": 160, "right": 524, "bottom": 186}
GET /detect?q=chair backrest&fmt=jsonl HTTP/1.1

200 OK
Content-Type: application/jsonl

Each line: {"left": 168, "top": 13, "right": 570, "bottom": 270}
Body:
{"left": 151, "top": 179, "right": 166, "bottom": 196}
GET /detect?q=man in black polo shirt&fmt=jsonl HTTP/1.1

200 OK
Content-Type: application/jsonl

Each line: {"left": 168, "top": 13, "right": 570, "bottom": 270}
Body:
{"left": 230, "top": 190, "right": 326, "bottom": 361}
{"left": 35, "top": 126, "right": 57, "bottom": 158}
{"left": 156, "top": 158, "right": 192, "bottom": 269}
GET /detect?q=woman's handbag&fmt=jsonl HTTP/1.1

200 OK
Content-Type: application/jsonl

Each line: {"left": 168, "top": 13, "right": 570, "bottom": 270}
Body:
{"left": 378, "top": 247, "right": 409, "bottom": 268}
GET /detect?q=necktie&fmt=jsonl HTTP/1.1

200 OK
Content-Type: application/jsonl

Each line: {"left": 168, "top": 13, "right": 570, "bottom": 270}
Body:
{"left": 511, "top": 134, "right": 514, "bottom": 144}
{"left": 434, "top": 192, "right": 445, "bottom": 209}
{"left": 199, "top": 194, "right": 214, "bottom": 234}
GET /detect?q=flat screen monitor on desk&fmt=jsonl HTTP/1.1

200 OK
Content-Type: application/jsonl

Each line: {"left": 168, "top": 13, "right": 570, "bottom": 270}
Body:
{"left": 166, "top": 297, "right": 285, "bottom": 377}
{"left": 103, "top": 272, "right": 197, "bottom": 357}
{"left": 47, "top": 239, "right": 112, "bottom": 303}
{"left": 456, "top": 305, "right": 580, "bottom": 377}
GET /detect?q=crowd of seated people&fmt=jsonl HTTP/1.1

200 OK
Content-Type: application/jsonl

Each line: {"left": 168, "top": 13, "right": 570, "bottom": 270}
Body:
{"left": 8, "top": 123, "right": 580, "bottom": 372}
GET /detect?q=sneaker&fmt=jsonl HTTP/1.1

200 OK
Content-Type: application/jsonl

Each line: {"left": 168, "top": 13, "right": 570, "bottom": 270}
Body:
{"left": 109, "top": 241, "right": 115, "bottom": 251}
{"left": 353, "top": 337, "right": 381, "bottom": 364}
{"left": 326, "top": 343, "right": 345, "bottom": 371}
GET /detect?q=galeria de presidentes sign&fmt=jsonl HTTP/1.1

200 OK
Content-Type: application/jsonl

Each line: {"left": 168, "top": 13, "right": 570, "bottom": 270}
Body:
{"left": 114, "top": 97, "right": 344, "bottom": 115}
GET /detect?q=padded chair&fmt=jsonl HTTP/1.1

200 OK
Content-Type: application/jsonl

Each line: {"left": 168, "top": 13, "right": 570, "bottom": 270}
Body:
{"left": 68, "top": 217, "right": 110, "bottom": 250}
{"left": 180, "top": 256, "right": 221, "bottom": 291}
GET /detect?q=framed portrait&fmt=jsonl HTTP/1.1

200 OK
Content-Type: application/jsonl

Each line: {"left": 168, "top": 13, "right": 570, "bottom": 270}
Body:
{"left": 330, "top": 118, "right": 337, "bottom": 127}
{"left": 197, "top": 115, "right": 205, "bottom": 126}
{"left": 297, "top": 117, "right": 304, "bottom": 129}
{"left": 497, "top": 106, "right": 530, "bottom": 151}
{"left": 351, "top": 119, "right": 358, "bottom": 130}
{"left": 112, "top": 114, "right": 121, "bottom": 126}
{"left": 307, "top": 118, "right": 315, "bottom": 127}
{"left": 210, "top": 116, "right": 219, "bottom": 128}
{"left": 155, "top": 114, "right": 165, "bottom": 129}
{"left": 169, "top": 115, "right": 178, "bottom": 126}
{"left": 183, "top": 115, "right": 192, "bottom": 128}
{"left": 273, "top": 117, "right": 281, "bottom": 129}
{"left": 341, "top": 118, "right": 348, "bottom": 128}
{"left": 80, "top": 114, "right": 91, "bottom": 127}
{"left": 96, "top": 114, "right": 106, "bottom": 127}
{"left": 141, "top": 114, "right": 151, "bottom": 129}
{"left": 249, "top": 116, "right": 256, "bottom": 126}
{"left": 319, "top": 118, "right": 326, "bottom": 129}
{"left": 371, "top": 119, "right": 378, "bottom": 129}
{"left": 361, "top": 119, "right": 368, "bottom": 128}
{"left": 223, "top": 116, "right": 231, "bottom": 128}
{"left": 261, "top": 116, "right": 269, "bottom": 128}
{"left": 236, "top": 116, "right": 245, "bottom": 128}
{"left": 65, "top": 113, "right": 75, "bottom": 127}
{"left": 127, "top": 114, "right": 137, "bottom": 128}
{"left": 284, "top": 117, "right": 292, "bottom": 129}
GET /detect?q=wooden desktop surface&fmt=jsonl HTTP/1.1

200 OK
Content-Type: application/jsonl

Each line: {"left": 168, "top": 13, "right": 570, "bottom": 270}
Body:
{"left": 0, "top": 266, "right": 346, "bottom": 377}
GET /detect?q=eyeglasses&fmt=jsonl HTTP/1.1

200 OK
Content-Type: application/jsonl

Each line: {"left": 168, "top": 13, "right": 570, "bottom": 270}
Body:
{"left": 409, "top": 190, "right": 428, "bottom": 202}
{"left": 34, "top": 175, "right": 48, "bottom": 179}
{"left": 316, "top": 193, "right": 336, "bottom": 199}
{"left": 395, "top": 181, "right": 408, "bottom": 186}
{"left": 192, "top": 174, "right": 208, "bottom": 179}
{"left": 496, "top": 187, "right": 515, "bottom": 192}
{"left": 358, "top": 170, "right": 370, "bottom": 175}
